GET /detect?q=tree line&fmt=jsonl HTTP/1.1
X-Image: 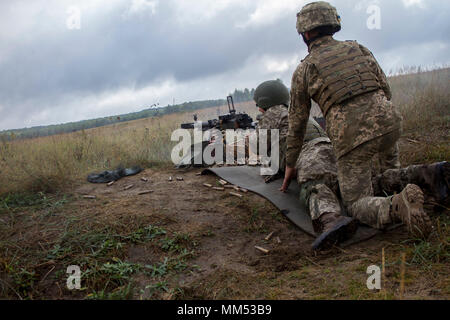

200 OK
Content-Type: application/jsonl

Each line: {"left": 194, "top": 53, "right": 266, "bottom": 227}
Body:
{"left": 0, "top": 88, "right": 255, "bottom": 141}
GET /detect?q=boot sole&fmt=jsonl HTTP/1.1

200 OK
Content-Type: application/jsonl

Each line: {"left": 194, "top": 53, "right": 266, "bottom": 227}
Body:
{"left": 394, "top": 184, "right": 432, "bottom": 238}
{"left": 312, "top": 218, "right": 358, "bottom": 251}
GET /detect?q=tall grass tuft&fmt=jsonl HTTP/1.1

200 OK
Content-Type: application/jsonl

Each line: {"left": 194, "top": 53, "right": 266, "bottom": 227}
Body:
{"left": 390, "top": 67, "right": 450, "bottom": 132}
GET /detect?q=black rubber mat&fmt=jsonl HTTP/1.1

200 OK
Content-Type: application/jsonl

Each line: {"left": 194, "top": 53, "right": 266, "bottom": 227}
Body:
{"left": 204, "top": 166, "right": 389, "bottom": 247}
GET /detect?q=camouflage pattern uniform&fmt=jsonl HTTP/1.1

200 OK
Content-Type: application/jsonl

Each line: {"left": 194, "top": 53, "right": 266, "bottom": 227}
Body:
{"left": 295, "top": 137, "right": 340, "bottom": 222}
{"left": 287, "top": 35, "right": 404, "bottom": 230}
{"left": 257, "top": 105, "right": 289, "bottom": 170}
{"left": 260, "top": 104, "right": 337, "bottom": 224}
{"left": 258, "top": 104, "right": 326, "bottom": 172}
{"left": 262, "top": 101, "right": 440, "bottom": 232}
{"left": 373, "top": 162, "right": 450, "bottom": 204}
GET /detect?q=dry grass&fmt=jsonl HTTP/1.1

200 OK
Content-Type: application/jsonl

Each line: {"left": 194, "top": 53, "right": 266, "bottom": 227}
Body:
{"left": 390, "top": 67, "right": 450, "bottom": 132}
{"left": 391, "top": 68, "right": 450, "bottom": 165}
{"left": 0, "top": 102, "right": 257, "bottom": 195}
{"left": 0, "top": 70, "right": 448, "bottom": 299}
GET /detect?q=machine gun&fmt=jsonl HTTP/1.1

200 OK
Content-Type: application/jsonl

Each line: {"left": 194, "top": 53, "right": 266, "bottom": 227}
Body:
{"left": 181, "top": 96, "right": 255, "bottom": 131}
{"left": 177, "top": 96, "right": 256, "bottom": 168}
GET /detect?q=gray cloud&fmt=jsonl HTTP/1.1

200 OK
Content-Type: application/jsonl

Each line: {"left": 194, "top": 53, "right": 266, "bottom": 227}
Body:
{"left": 0, "top": 0, "right": 449, "bottom": 130}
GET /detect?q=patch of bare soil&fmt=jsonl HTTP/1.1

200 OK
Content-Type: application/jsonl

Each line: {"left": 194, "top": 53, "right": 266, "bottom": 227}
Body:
{"left": 69, "top": 166, "right": 449, "bottom": 300}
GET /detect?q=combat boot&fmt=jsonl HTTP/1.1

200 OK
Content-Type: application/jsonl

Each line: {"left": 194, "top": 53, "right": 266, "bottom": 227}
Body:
{"left": 390, "top": 184, "right": 432, "bottom": 238}
{"left": 417, "top": 161, "right": 449, "bottom": 204}
{"left": 378, "top": 161, "right": 449, "bottom": 204}
{"left": 311, "top": 212, "right": 358, "bottom": 251}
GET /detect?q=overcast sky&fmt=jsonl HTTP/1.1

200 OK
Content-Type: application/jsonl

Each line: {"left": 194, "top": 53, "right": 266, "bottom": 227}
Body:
{"left": 0, "top": 0, "right": 448, "bottom": 130}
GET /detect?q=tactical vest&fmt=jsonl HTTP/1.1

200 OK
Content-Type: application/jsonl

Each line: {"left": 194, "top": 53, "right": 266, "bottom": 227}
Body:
{"left": 310, "top": 41, "right": 381, "bottom": 117}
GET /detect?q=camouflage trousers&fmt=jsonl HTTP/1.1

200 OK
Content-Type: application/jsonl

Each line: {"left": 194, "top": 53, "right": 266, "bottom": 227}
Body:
{"left": 296, "top": 131, "right": 402, "bottom": 230}
{"left": 337, "top": 130, "right": 401, "bottom": 229}
{"left": 295, "top": 138, "right": 341, "bottom": 221}
{"left": 373, "top": 164, "right": 436, "bottom": 197}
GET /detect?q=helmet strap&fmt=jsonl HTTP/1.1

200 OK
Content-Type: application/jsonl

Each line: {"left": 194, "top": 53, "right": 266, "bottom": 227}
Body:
{"left": 302, "top": 29, "right": 335, "bottom": 47}
{"left": 301, "top": 33, "right": 312, "bottom": 46}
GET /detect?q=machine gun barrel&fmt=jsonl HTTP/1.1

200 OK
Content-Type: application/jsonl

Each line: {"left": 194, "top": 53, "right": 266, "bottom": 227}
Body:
{"left": 180, "top": 120, "right": 218, "bottom": 131}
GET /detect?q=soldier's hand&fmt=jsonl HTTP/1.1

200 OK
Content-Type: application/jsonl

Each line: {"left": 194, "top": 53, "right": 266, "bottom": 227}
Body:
{"left": 280, "top": 167, "right": 296, "bottom": 193}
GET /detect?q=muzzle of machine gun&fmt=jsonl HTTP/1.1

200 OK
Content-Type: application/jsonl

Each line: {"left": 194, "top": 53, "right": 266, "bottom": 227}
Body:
{"left": 180, "top": 119, "right": 219, "bottom": 131}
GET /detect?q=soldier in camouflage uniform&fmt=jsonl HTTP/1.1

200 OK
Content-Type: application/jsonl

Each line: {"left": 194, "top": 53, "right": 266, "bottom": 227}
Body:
{"left": 254, "top": 80, "right": 326, "bottom": 178}
{"left": 255, "top": 80, "right": 448, "bottom": 250}
{"left": 373, "top": 162, "right": 449, "bottom": 206}
{"left": 254, "top": 80, "right": 290, "bottom": 173}
{"left": 281, "top": 1, "right": 433, "bottom": 239}
{"left": 291, "top": 127, "right": 447, "bottom": 249}
{"left": 255, "top": 80, "right": 358, "bottom": 249}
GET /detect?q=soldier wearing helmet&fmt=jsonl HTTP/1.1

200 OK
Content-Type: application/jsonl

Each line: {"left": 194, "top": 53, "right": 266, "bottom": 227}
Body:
{"left": 281, "top": 1, "right": 432, "bottom": 238}
{"left": 255, "top": 79, "right": 357, "bottom": 249}
{"left": 254, "top": 78, "right": 447, "bottom": 249}
{"left": 254, "top": 80, "right": 326, "bottom": 175}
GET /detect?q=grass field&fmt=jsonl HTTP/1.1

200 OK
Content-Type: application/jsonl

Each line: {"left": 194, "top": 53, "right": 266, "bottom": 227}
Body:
{"left": 0, "top": 68, "right": 448, "bottom": 300}
{"left": 1, "top": 68, "right": 448, "bottom": 196}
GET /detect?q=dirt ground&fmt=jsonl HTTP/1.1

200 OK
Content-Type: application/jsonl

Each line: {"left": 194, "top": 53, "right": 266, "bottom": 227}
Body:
{"left": 1, "top": 138, "right": 449, "bottom": 300}
{"left": 68, "top": 165, "right": 448, "bottom": 300}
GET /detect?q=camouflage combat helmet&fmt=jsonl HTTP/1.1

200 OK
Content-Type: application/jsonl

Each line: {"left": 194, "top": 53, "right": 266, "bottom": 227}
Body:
{"left": 296, "top": 1, "right": 341, "bottom": 34}
{"left": 253, "top": 80, "right": 290, "bottom": 111}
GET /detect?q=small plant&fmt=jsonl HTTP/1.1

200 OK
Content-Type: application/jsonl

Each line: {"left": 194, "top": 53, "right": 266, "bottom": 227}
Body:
{"left": 159, "top": 232, "right": 195, "bottom": 253}
{"left": 99, "top": 258, "right": 141, "bottom": 281}
{"left": 87, "top": 283, "right": 133, "bottom": 300}
{"left": 47, "top": 244, "right": 73, "bottom": 260}
{"left": 160, "top": 237, "right": 178, "bottom": 252}
{"left": 144, "top": 258, "right": 169, "bottom": 278}
{"left": 406, "top": 239, "right": 449, "bottom": 268}
{"left": 8, "top": 266, "right": 38, "bottom": 299}
{"left": 123, "top": 225, "right": 167, "bottom": 243}
{"left": 92, "top": 239, "right": 124, "bottom": 258}
{"left": 143, "top": 281, "right": 170, "bottom": 298}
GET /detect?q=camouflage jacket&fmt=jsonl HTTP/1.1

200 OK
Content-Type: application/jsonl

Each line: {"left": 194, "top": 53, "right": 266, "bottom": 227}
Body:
{"left": 258, "top": 104, "right": 326, "bottom": 141}
{"left": 257, "top": 105, "right": 289, "bottom": 169}
{"left": 258, "top": 105, "right": 289, "bottom": 137}
{"left": 258, "top": 104, "right": 326, "bottom": 170}
{"left": 286, "top": 36, "right": 402, "bottom": 167}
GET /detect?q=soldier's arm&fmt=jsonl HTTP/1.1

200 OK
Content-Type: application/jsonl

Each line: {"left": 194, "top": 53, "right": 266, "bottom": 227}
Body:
{"left": 277, "top": 108, "right": 289, "bottom": 171}
{"left": 279, "top": 108, "right": 290, "bottom": 139}
{"left": 259, "top": 107, "right": 289, "bottom": 152}
{"left": 286, "top": 63, "right": 312, "bottom": 168}
{"left": 359, "top": 44, "right": 392, "bottom": 100}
